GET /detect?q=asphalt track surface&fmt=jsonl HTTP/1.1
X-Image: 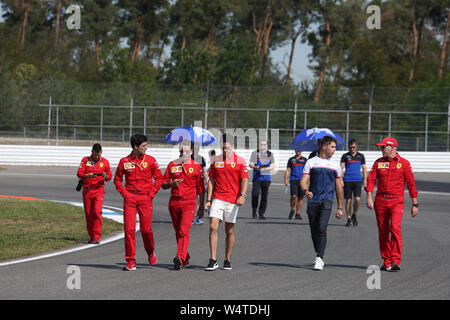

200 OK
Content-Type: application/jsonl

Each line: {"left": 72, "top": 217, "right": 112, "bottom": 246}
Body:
{"left": 0, "top": 166, "right": 449, "bottom": 300}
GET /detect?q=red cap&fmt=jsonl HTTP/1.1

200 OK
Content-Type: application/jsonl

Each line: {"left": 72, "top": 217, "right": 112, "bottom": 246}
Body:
{"left": 376, "top": 137, "right": 398, "bottom": 147}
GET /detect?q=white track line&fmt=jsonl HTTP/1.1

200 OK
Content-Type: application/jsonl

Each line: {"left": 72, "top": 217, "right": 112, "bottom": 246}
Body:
{"left": 0, "top": 201, "right": 134, "bottom": 268}
{"left": 1, "top": 189, "right": 447, "bottom": 267}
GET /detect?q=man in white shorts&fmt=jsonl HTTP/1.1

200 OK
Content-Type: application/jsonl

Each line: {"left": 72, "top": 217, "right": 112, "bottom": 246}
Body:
{"left": 205, "top": 134, "right": 248, "bottom": 271}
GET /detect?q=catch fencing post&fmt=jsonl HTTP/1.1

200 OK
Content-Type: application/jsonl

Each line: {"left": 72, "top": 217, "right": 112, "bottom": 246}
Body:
{"left": 425, "top": 113, "right": 428, "bottom": 152}
{"left": 47, "top": 78, "right": 53, "bottom": 145}
{"left": 129, "top": 81, "right": 134, "bottom": 139}
{"left": 367, "top": 84, "right": 374, "bottom": 150}
{"left": 293, "top": 91, "right": 298, "bottom": 138}
{"left": 205, "top": 81, "right": 209, "bottom": 129}
{"left": 100, "top": 106, "right": 103, "bottom": 143}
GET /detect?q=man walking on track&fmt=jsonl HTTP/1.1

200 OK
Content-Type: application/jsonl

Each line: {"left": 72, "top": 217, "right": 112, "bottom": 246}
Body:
{"left": 365, "top": 137, "right": 419, "bottom": 272}
{"left": 300, "top": 136, "right": 344, "bottom": 271}
{"left": 249, "top": 139, "right": 275, "bottom": 219}
{"left": 162, "top": 141, "right": 205, "bottom": 270}
{"left": 77, "top": 143, "right": 112, "bottom": 244}
{"left": 284, "top": 149, "right": 308, "bottom": 220}
{"left": 340, "top": 139, "right": 367, "bottom": 227}
{"left": 114, "top": 134, "right": 164, "bottom": 271}
{"left": 191, "top": 143, "right": 208, "bottom": 225}
{"left": 205, "top": 134, "right": 248, "bottom": 271}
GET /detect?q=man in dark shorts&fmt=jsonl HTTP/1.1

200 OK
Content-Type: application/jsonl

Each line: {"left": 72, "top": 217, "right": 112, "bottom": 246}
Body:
{"left": 340, "top": 139, "right": 367, "bottom": 227}
{"left": 249, "top": 139, "right": 275, "bottom": 219}
{"left": 284, "top": 149, "right": 308, "bottom": 220}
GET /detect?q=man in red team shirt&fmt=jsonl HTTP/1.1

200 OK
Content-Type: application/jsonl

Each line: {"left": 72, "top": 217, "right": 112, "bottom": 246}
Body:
{"left": 114, "top": 134, "right": 164, "bottom": 271}
{"left": 77, "top": 143, "right": 112, "bottom": 244}
{"left": 205, "top": 134, "right": 248, "bottom": 271}
{"left": 365, "top": 137, "right": 419, "bottom": 272}
{"left": 162, "top": 141, "right": 205, "bottom": 270}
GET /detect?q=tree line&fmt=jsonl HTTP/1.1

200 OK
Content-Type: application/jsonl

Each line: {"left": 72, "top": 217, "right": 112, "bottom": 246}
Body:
{"left": 0, "top": 0, "right": 449, "bottom": 101}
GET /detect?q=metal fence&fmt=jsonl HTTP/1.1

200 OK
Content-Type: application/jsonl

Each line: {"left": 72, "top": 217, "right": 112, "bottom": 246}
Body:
{"left": 1, "top": 80, "right": 449, "bottom": 151}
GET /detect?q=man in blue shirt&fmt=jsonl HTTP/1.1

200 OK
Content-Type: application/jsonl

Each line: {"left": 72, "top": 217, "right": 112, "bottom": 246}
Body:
{"left": 284, "top": 149, "right": 308, "bottom": 220}
{"left": 300, "top": 136, "right": 344, "bottom": 271}
{"left": 340, "top": 139, "right": 367, "bottom": 227}
{"left": 249, "top": 140, "right": 275, "bottom": 219}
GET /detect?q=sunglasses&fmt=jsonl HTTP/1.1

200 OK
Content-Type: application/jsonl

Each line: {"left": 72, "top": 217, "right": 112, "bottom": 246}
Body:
{"left": 349, "top": 146, "right": 356, "bottom": 149}
{"left": 380, "top": 145, "right": 392, "bottom": 150}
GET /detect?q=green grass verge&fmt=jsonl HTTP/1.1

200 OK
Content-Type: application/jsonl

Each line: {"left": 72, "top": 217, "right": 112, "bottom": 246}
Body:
{"left": 0, "top": 198, "right": 123, "bottom": 261}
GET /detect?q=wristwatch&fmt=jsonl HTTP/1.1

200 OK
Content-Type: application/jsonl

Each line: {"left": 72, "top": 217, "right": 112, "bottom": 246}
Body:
{"left": 412, "top": 203, "right": 419, "bottom": 208}
{"left": 240, "top": 193, "right": 247, "bottom": 198}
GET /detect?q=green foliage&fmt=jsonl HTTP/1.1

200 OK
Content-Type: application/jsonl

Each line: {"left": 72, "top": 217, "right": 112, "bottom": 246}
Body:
{"left": 0, "top": 0, "right": 448, "bottom": 88}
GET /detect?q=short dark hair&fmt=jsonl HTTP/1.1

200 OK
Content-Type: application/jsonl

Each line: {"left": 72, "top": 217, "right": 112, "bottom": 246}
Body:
{"left": 92, "top": 143, "right": 102, "bottom": 153}
{"left": 349, "top": 139, "right": 357, "bottom": 146}
{"left": 209, "top": 149, "right": 216, "bottom": 156}
{"left": 222, "top": 133, "right": 234, "bottom": 145}
{"left": 320, "top": 136, "right": 337, "bottom": 149}
{"left": 130, "top": 134, "right": 147, "bottom": 149}
{"left": 180, "top": 139, "right": 192, "bottom": 150}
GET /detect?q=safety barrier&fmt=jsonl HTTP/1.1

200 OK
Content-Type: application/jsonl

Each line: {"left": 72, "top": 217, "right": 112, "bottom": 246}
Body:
{"left": 1, "top": 145, "right": 449, "bottom": 172}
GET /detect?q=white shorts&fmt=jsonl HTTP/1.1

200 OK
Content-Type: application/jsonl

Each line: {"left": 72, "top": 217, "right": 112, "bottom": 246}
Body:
{"left": 209, "top": 199, "right": 239, "bottom": 224}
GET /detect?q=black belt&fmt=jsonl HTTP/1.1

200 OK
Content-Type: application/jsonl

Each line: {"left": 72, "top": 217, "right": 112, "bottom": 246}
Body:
{"left": 84, "top": 186, "right": 103, "bottom": 190}
{"left": 170, "top": 196, "right": 196, "bottom": 201}
{"left": 377, "top": 194, "right": 401, "bottom": 199}
{"left": 127, "top": 190, "right": 149, "bottom": 195}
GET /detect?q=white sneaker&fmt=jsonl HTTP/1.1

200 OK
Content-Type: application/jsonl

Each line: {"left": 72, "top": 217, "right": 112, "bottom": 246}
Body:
{"left": 314, "top": 257, "right": 324, "bottom": 271}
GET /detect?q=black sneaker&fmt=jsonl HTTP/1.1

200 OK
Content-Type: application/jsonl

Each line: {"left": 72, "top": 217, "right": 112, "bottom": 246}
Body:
{"left": 295, "top": 214, "right": 302, "bottom": 220}
{"left": 289, "top": 210, "right": 295, "bottom": 220}
{"left": 252, "top": 211, "right": 257, "bottom": 219}
{"left": 380, "top": 264, "right": 392, "bottom": 272}
{"left": 205, "top": 259, "right": 219, "bottom": 271}
{"left": 345, "top": 219, "right": 352, "bottom": 227}
{"left": 173, "top": 256, "right": 182, "bottom": 270}
{"left": 223, "top": 260, "right": 232, "bottom": 270}
{"left": 351, "top": 214, "right": 358, "bottom": 226}
{"left": 122, "top": 262, "right": 136, "bottom": 271}
{"left": 391, "top": 264, "right": 401, "bottom": 272}
{"left": 258, "top": 215, "right": 266, "bottom": 220}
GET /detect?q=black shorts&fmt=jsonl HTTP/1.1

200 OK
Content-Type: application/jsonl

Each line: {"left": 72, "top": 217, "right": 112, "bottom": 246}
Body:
{"left": 343, "top": 181, "right": 362, "bottom": 199}
{"left": 290, "top": 180, "right": 305, "bottom": 198}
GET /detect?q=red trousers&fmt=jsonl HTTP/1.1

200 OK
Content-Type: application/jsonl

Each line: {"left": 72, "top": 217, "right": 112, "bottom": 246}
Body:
{"left": 123, "top": 191, "right": 155, "bottom": 265}
{"left": 82, "top": 187, "right": 104, "bottom": 241}
{"left": 374, "top": 196, "right": 405, "bottom": 266}
{"left": 169, "top": 198, "right": 196, "bottom": 265}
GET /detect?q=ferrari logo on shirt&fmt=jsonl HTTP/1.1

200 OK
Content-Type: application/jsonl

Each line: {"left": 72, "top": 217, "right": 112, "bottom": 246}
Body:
{"left": 396, "top": 163, "right": 402, "bottom": 169}
{"left": 124, "top": 162, "right": 135, "bottom": 170}
{"left": 172, "top": 166, "right": 183, "bottom": 173}
{"left": 189, "top": 167, "right": 194, "bottom": 174}
{"left": 378, "top": 162, "right": 389, "bottom": 169}
{"left": 100, "top": 163, "right": 104, "bottom": 168}
{"left": 215, "top": 162, "right": 224, "bottom": 168}
{"left": 142, "top": 162, "right": 148, "bottom": 168}
{"left": 231, "top": 162, "right": 236, "bottom": 168}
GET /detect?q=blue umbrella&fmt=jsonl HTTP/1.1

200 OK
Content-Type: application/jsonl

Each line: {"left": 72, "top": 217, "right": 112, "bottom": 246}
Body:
{"left": 289, "top": 127, "right": 345, "bottom": 151}
{"left": 163, "top": 126, "right": 218, "bottom": 146}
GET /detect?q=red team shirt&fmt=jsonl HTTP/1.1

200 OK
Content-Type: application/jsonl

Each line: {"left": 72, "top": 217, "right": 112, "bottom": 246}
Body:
{"left": 164, "top": 158, "right": 206, "bottom": 199}
{"left": 114, "top": 153, "right": 164, "bottom": 198}
{"left": 208, "top": 152, "right": 248, "bottom": 204}
{"left": 365, "top": 153, "right": 418, "bottom": 198}
{"left": 77, "top": 156, "right": 112, "bottom": 188}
